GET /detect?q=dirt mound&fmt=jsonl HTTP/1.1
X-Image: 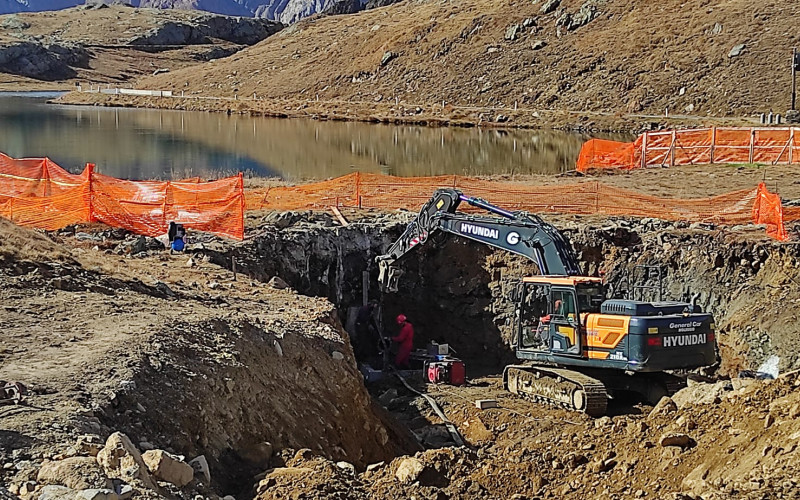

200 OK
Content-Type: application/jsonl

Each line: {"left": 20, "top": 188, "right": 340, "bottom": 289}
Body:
{"left": 79, "top": 0, "right": 800, "bottom": 130}
{"left": 253, "top": 373, "right": 800, "bottom": 499}
{"left": 0, "top": 223, "right": 408, "bottom": 497}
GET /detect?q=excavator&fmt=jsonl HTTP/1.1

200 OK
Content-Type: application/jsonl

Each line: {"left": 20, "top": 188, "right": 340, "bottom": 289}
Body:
{"left": 376, "top": 188, "right": 716, "bottom": 416}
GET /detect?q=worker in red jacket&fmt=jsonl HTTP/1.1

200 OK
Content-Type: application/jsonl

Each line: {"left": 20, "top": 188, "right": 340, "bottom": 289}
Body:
{"left": 392, "top": 314, "right": 414, "bottom": 369}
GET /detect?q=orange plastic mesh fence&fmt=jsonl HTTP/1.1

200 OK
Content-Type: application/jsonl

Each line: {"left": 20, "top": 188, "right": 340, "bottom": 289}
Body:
{"left": 0, "top": 153, "right": 244, "bottom": 240}
{"left": 247, "top": 173, "right": 788, "bottom": 241}
{"left": 577, "top": 128, "right": 800, "bottom": 172}
{"left": 0, "top": 152, "right": 789, "bottom": 241}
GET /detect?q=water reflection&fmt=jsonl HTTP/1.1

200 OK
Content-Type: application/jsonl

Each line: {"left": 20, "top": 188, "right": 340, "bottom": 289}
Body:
{"left": 0, "top": 94, "right": 632, "bottom": 181}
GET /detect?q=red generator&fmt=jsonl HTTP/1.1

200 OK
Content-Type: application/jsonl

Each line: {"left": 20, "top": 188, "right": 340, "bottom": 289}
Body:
{"left": 424, "top": 357, "right": 466, "bottom": 386}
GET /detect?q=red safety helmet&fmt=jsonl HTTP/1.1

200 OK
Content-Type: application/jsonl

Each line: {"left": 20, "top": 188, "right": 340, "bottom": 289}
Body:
{"left": 396, "top": 314, "right": 407, "bottom": 325}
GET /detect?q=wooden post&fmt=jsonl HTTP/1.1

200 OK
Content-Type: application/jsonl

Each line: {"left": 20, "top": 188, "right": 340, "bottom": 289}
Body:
{"left": 710, "top": 127, "right": 716, "bottom": 164}
{"left": 86, "top": 163, "right": 95, "bottom": 222}
{"left": 790, "top": 127, "right": 795, "bottom": 164}
{"left": 749, "top": 128, "right": 756, "bottom": 164}
{"left": 670, "top": 130, "right": 677, "bottom": 166}
{"left": 641, "top": 132, "right": 648, "bottom": 169}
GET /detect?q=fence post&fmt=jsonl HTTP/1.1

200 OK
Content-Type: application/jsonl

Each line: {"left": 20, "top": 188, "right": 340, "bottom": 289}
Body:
{"left": 87, "top": 163, "right": 95, "bottom": 222}
{"left": 790, "top": 128, "right": 795, "bottom": 164}
{"left": 710, "top": 127, "right": 716, "bottom": 164}
{"left": 641, "top": 132, "right": 648, "bottom": 169}
{"left": 594, "top": 181, "right": 600, "bottom": 213}
{"left": 670, "top": 130, "right": 677, "bottom": 166}
{"left": 355, "top": 172, "right": 361, "bottom": 208}
{"left": 238, "top": 172, "right": 245, "bottom": 239}
{"left": 749, "top": 128, "right": 755, "bottom": 164}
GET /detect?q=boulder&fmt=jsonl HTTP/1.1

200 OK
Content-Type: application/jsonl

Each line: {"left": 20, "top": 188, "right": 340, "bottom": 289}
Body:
{"left": 237, "top": 442, "right": 273, "bottom": 469}
{"left": 142, "top": 450, "right": 194, "bottom": 488}
{"left": 648, "top": 396, "right": 678, "bottom": 417}
{"left": 37, "top": 457, "right": 109, "bottom": 490}
{"left": 268, "top": 276, "right": 289, "bottom": 290}
{"left": 659, "top": 433, "right": 695, "bottom": 448}
{"left": 36, "top": 485, "right": 76, "bottom": 500}
{"left": 672, "top": 381, "right": 730, "bottom": 409}
{"left": 95, "top": 432, "right": 156, "bottom": 490}
{"left": 728, "top": 43, "right": 746, "bottom": 58}
{"left": 395, "top": 457, "right": 424, "bottom": 483}
{"left": 189, "top": 455, "right": 211, "bottom": 485}
{"left": 75, "top": 435, "right": 104, "bottom": 457}
{"left": 74, "top": 489, "right": 118, "bottom": 500}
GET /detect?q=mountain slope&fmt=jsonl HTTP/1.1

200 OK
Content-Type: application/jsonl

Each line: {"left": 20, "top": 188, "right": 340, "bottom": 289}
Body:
{"left": 0, "top": 0, "right": 345, "bottom": 24}
{"left": 135, "top": 0, "right": 799, "bottom": 121}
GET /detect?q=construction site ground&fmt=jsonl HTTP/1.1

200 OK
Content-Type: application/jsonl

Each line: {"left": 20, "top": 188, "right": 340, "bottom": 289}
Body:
{"left": 3, "top": 172, "right": 800, "bottom": 499}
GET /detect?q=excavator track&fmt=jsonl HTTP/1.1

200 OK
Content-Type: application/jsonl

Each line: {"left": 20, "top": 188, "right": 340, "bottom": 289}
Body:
{"left": 504, "top": 365, "right": 608, "bottom": 417}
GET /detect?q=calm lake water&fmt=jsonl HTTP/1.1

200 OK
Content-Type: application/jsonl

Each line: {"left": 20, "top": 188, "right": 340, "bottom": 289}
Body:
{"left": 0, "top": 93, "right": 630, "bottom": 181}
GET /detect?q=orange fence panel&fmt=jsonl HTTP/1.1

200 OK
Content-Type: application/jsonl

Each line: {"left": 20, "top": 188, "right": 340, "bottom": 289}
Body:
{"left": 577, "top": 127, "right": 800, "bottom": 173}
{"left": 0, "top": 153, "right": 244, "bottom": 240}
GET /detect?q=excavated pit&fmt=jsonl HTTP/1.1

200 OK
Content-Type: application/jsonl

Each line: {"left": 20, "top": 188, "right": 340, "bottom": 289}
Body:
{"left": 5, "top": 211, "right": 800, "bottom": 499}
{"left": 227, "top": 211, "right": 800, "bottom": 376}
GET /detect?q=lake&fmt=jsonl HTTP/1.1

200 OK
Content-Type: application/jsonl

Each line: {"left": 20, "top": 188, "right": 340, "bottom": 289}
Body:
{"left": 0, "top": 92, "right": 629, "bottom": 181}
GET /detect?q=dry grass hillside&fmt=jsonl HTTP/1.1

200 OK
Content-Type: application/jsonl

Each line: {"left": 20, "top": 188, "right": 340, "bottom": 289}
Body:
{"left": 130, "top": 0, "right": 799, "bottom": 123}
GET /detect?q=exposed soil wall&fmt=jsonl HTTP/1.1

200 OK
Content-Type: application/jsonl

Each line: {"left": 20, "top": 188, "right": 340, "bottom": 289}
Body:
{"left": 229, "top": 212, "right": 800, "bottom": 375}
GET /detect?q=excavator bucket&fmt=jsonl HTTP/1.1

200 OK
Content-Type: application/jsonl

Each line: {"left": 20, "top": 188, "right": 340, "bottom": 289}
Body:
{"left": 377, "top": 260, "right": 403, "bottom": 293}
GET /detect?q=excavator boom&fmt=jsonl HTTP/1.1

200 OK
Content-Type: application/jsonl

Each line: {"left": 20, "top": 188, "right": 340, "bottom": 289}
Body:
{"left": 377, "top": 188, "right": 581, "bottom": 291}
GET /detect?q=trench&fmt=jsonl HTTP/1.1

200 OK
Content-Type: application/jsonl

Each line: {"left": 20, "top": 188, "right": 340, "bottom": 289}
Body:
{"left": 228, "top": 212, "right": 800, "bottom": 377}
{"left": 98, "top": 210, "right": 800, "bottom": 497}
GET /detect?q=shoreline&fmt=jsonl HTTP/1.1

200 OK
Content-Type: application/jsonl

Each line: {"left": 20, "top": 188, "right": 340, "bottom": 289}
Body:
{"left": 55, "top": 90, "right": 762, "bottom": 133}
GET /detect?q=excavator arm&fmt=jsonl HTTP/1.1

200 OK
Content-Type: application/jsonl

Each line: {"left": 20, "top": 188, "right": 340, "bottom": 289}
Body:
{"left": 377, "top": 188, "right": 582, "bottom": 292}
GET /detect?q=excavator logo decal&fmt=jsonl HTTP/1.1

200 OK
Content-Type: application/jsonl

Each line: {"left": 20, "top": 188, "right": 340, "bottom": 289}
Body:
{"left": 460, "top": 223, "right": 499, "bottom": 239}
{"left": 507, "top": 232, "right": 520, "bottom": 245}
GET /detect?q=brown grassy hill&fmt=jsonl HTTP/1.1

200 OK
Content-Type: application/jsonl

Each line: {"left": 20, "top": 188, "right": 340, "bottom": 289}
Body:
{"left": 133, "top": 0, "right": 798, "bottom": 124}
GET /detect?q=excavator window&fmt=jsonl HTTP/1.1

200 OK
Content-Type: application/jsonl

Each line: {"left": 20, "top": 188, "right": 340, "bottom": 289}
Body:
{"left": 576, "top": 284, "right": 605, "bottom": 314}
{"left": 519, "top": 284, "right": 548, "bottom": 349}
{"left": 551, "top": 290, "right": 576, "bottom": 321}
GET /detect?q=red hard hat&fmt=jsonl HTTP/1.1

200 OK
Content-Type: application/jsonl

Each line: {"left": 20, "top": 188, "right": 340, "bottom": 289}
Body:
{"left": 396, "top": 314, "right": 407, "bottom": 324}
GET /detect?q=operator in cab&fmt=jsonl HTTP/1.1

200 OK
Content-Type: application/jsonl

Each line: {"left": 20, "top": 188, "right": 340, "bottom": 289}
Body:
{"left": 392, "top": 314, "right": 414, "bottom": 369}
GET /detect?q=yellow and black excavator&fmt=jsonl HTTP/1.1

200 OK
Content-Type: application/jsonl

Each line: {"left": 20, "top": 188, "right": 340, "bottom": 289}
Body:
{"left": 376, "top": 188, "right": 716, "bottom": 416}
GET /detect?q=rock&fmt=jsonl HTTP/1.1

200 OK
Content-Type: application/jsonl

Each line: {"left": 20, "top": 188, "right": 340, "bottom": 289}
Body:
{"left": 331, "top": 351, "right": 345, "bottom": 360}
{"left": 378, "top": 388, "right": 398, "bottom": 405}
{"left": 710, "top": 23, "right": 723, "bottom": 35}
{"left": 672, "top": 381, "right": 730, "bottom": 408}
{"left": 504, "top": 24, "right": 520, "bottom": 41}
{"left": 785, "top": 109, "right": 800, "bottom": 124}
{"left": 95, "top": 432, "right": 156, "bottom": 490}
{"left": 37, "top": 485, "right": 76, "bottom": 500}
{"left": 189, "top": 455, "right": 211, "bottom": 485}
{"left": 366, "top": 461, "right": 384, "bottom": 473}
{"left": 237, "top": 442, "right": 273, "bottom": 469}
{"left": 594, "top": 416, "right": 613, "bottom": 427}
{"left": 659, "top": 433, "right": 695, "bottom": 448}
{"left": 728, "top": 43, "right": 746, "bottom": 58}
{"left": 138, "top": 442, "right": 154, "bottom": 451}
{"left": 395, "top": 457, "right": 424, "bottom": 483}
{"left": 74, "top": 489, "right": 118, "bottom": 500}
{"left": 380, "top": 51, "right": 396, "bottom": 66}
{"left": 682, "top": 463, "right": 712, "bottom": 496}
{"left": 649, "top": 396, "right": 678, "bottom": 417}
{"left": 531, "top": 40, "right": 547, "bottom": 50}
{"left": 268, "top": 276, "right": 289, "bottom": 290}
{"left": 142, "top": 450, "right": 194, "bottom": 487}
{"left": 336, "top": 461, "right": 355, "bottom": 476}
{"left": 591, "top": 459, "right": 617, "bottom": 472}
{"left": 75, "top": 435, "right": 104, "bottom": 457}
{"left": 37, "top": 457, "right": 110, "bottom": 490}
{"left": 764, "top": 413, "right": 775, "bottom": 429}
{"left": 185, "top": 258, "right": 196, "bottom": 267}
{"left": 116, "top": 484, "right": 133, "bottom": 500}
{"left": 540, "top": 0, "right": 560, "bottom": 14}
{"left": 20, "top": 482, "right": 36, "bottom": 496}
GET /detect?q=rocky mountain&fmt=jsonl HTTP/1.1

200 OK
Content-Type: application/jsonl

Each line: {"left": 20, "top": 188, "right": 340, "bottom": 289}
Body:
{"left": 0, "top": 0, "right": 355, "bottom": 23}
